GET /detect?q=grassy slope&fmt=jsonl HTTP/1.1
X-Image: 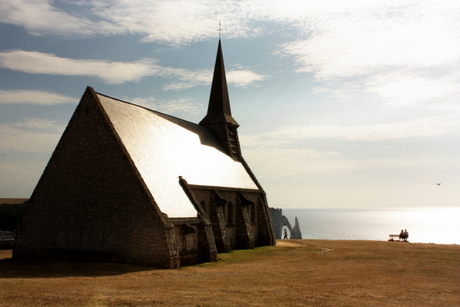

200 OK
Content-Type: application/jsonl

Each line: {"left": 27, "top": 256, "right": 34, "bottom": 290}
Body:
{"left": 0, "top": 240, "right": 459, "bottom": 306}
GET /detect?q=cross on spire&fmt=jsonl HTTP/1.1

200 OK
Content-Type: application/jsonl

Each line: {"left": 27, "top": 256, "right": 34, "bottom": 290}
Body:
{"left": 217, "top": 22, "right": 223, "bottom": 40}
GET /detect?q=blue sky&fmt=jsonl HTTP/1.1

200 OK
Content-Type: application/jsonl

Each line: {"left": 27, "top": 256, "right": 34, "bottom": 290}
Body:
{"left": 1, "top": 0, "right": 459, "bottom": 208}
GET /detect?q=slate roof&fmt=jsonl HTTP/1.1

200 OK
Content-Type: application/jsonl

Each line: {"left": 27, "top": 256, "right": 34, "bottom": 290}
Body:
{"left": 97, "top": 93, "right": 259, "bottom": 218}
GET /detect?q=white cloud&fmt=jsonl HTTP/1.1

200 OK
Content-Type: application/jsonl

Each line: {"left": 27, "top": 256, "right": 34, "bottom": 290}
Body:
{"left": 272, "top": 119, "right": 452, "bottom": 141}
{"left": 0, "top": 50, "right": 157, "bottom": 84}
{"left": 243, "top": 146, "right": 441, "bottom": 182}
{"left": 242, "top": 116, "right": 459, "bottom": 190}
{"left": 0, "top": 0, "right": 259, "bottom": 45}
{"left": 277, "top": 0, "right": 460, "bottom": 108}
{"left": 279, "top": 1, "right": 460, "bottom": 76}
{"left": 0, "top": 50, "right": 265, "bottom": 87}
{"left": 365, "top": 72, "right": 460, "bottom": 109}
{"left": 243, "top": 117, "right": 454, "bottom": 145}
{"left": 0, "top": 89, "right": 76, "bottom": 105}
{"left": 160, "top": 68, "right": 213, "bottom": 90}
{"left": 0, "top": 0, "right": 123, "bottom": 37}
{"left": 94, "top": 0, "right": 460, "bottom": 108}
{"left": 227, "top": 70, "right": 265, "bottom": 87}
{"left": 94, "top": 0, "right": 251, "bottom": 46}
{"left": 12, "top": 118, "right": 64, "bottom": 130}
{"left": 163, "top": 67, "right": 266, "bottom": 90}
{"left": 2, "top": 0, "right": 459, "bottom": 107}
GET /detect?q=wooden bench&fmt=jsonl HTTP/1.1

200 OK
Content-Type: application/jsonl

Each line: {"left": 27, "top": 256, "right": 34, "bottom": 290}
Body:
{"left": 389, "top": 234, "right": 408, "bottom": 241}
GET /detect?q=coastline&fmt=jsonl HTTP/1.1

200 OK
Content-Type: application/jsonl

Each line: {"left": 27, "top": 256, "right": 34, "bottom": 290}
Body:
{"left": 283, "top": 207, "right": 459, "bottom": 245}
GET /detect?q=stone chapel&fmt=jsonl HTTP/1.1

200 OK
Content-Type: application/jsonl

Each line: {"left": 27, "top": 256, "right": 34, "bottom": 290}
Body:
{"left": 14, "top": 41, "right": 276, "bottom": 268}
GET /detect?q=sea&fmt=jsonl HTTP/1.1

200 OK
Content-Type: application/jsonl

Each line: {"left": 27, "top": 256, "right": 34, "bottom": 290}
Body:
{"left": 282, "top": 207, "right": 459, "bottom": 245}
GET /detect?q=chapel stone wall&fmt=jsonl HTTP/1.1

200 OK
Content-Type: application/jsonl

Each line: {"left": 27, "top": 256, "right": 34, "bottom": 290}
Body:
{"left": 14, "top": 89, "right": 179, "bottom": 268}
{"left": 190, "top": 188, "right": 272, "bottom": 252}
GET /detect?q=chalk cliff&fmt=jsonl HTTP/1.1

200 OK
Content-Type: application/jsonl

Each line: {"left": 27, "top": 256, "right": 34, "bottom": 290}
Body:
{"left": 269, "top": 208, "right": 302, "bottom": 239}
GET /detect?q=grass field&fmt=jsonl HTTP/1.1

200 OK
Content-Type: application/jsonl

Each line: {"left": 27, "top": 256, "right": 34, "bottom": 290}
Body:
{"left": 1, "top": 240, "right": 459, "bottom": 306}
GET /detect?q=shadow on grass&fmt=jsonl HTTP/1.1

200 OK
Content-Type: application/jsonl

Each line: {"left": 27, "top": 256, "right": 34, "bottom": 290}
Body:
{"left": 0, "top": 251, "right": 160, "bottom": 279}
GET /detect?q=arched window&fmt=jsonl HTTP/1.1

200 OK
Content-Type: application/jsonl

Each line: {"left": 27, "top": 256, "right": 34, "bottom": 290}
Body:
{"left": 181, "top": 225, "right": 196, "bottom": 251}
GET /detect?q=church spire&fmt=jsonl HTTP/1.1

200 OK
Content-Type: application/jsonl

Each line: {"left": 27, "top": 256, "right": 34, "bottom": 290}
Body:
{"left": 200, "top": 39, "right": 238, "bottom": 127}
{"left": 200, "top": 40, "right": 241, "bottom": 160}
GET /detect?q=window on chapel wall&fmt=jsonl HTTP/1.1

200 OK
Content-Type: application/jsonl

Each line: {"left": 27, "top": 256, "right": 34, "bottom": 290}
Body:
{"left": 182, "top": 235, "right": 196, "bottom": 251}
{"left": 227, "top": 201, "right": 234, "bottom": 225}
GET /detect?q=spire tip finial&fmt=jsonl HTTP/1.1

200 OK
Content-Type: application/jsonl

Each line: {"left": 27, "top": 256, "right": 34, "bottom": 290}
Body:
{"left": 217, "top": 21, "right": 223, "bottom": 40}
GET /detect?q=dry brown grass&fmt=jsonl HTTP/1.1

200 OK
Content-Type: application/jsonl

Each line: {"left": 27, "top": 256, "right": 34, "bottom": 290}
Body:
{"left": 1, "top": 240, "right": 459, "bottom": 306}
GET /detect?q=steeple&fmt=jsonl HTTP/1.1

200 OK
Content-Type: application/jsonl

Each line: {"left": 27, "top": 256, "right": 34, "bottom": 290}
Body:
{"left": 200, "top": 40, "right": 238, "bottom": 127}
{"left": 200, "top": 40, "right": 241, "bottom": 160}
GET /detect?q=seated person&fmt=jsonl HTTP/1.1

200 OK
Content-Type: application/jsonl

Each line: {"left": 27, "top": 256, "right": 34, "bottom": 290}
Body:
{"left": 403, "top": 229, "right": 409, "bottom": 241}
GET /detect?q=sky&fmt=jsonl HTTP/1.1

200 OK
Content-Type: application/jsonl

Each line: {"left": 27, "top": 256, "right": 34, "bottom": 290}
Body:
{"left": 1, "top": 0, "right": 459, "bottom": 209}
